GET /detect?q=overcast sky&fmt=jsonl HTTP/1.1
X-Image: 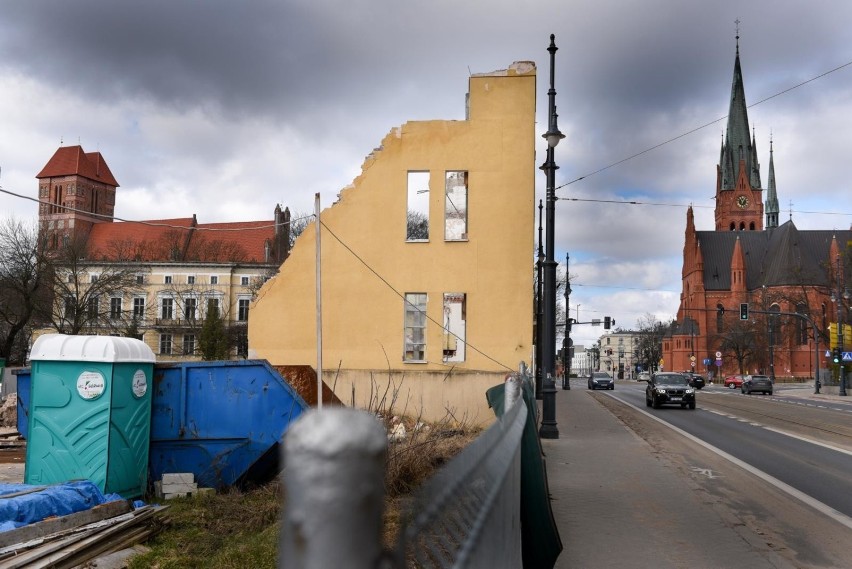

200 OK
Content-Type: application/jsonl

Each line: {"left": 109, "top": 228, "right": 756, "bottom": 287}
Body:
{"left": 2, "top": 1, "right": 851, "bottom": 353}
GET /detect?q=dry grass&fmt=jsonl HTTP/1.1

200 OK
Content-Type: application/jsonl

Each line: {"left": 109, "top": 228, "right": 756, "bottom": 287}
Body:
{"left": 131, "top": 371, "right": 481, "bottom": 567}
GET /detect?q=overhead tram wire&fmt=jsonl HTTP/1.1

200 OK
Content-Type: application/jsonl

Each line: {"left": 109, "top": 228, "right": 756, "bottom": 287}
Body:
{"left": 0, "top": 186, "right": 316, "bottom": 232}
{"left": 556, "top": 195, "right": 851, "bottom": 217}
{"left": 317, "top": 218, "right": 514, "bottom": 373}
{"left": 554, "top": 56, "right": 852, "bottom": 192}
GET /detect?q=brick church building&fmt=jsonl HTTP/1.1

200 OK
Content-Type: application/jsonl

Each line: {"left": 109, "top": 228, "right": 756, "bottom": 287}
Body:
{"left": 662, "top": 39, "right": 851, "bottom": 381}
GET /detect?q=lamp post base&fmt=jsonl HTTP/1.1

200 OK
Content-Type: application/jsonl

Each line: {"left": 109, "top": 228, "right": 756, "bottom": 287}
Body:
{"left": 539, "top": 375, "right": 559, "bottom": 439}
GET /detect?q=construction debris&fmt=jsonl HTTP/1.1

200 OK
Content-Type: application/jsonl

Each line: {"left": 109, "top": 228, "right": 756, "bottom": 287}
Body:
{"left": 153, "top": 472, "right": 214, "bottom": 500}
{"left": 0, "top": 500, "right": 168, "bottom": 568}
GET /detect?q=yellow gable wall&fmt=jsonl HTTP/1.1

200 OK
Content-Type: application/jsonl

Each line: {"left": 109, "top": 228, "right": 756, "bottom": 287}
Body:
{"left": 249, "top": 63, "right": 536, "bottom": 426}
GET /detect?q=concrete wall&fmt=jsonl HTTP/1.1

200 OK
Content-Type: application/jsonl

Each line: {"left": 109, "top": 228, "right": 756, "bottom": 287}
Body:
{"left": 249, "top": 62, "right": 537, "bottom": 424}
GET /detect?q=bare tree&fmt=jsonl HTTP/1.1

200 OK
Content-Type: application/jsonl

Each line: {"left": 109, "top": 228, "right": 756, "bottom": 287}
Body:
{"left": 635, "top": 313, "right": 673, "bottom": 373}
{"left": 41, "top": 236, "right": 145, "bottom": 335}
{"left": 288, "top": 211, "right": 314, "bottom": 249}
{"left": 0, "top": 218, "right": 50, "bottom": 364}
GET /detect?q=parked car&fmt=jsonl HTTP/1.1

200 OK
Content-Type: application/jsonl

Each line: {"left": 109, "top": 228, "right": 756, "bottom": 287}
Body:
{"left": 637, "top": 372, "right": 651, "bottom": 382}
{"left": 742, "top": 374, "right": 773, "bottom": 395}
{"left": 724, "top": 374, "right": 745, "bottom": 389}
{"left": 588, "top": 371, "right": 614, "bottom": 390}
{"left": 685, "top": 372, "right": 705, "bottom": 390}
{"left": 645, "top": 372, "right": 696, "bottom": 409}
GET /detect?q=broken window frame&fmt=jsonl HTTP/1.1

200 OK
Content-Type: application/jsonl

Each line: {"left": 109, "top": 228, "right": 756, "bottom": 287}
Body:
{"left": 442, "top": 292, "right": 466, "bottom": 362}
{"left": 444, "top": 171, "right": 468, "bottom": 241}
{"left": 403, "top": 293, "right": 428, "bottom": 362}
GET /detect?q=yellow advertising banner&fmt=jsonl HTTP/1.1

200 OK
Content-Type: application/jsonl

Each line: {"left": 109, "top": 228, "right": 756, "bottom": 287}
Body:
{"left": 828, "top": 323, "right": 852, "bottom": 349}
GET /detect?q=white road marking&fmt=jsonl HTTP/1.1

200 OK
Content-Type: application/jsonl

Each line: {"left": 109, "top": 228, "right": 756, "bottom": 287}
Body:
{"left": 604, "top": 392, "right": 852, "bottom": 531}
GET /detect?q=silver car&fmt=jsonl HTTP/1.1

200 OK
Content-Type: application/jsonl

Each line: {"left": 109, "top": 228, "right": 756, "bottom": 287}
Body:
{"left": 742, "top": 374, "right": 773, "bottom": 395}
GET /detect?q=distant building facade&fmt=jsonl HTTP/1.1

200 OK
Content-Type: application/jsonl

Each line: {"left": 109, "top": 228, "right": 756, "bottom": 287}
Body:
{"left": 663, "top": 40, "right": 851, "bottom": 380}
{"left": 35, "top": 145, "right": 288, "bottom": 360}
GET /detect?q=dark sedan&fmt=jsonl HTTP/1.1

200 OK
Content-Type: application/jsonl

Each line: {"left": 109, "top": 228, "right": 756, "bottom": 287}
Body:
{"left": 588, "top": 371, "right": 614, "bottom": 390}
{"left": 686, "top": 372, "right": 705, "bottom": 390}
{"left": 742, "top": 374, "right": 773, "bottom": 395}
{"left": 644, "top": 372, "right": 696, "bottom": 409}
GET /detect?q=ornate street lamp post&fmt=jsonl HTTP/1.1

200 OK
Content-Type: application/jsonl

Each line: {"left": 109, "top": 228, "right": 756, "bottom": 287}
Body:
{"left": 831, "top": 253, "right": 850, "bottom": 396}
{"left": 535, "top": 200, "right": 544, "bottom": 400}
{"left": 539, "top": 34, "right": 565, "bottom": 440}
{"left": 562, "top": 252, "right": 571, "bottom": 390}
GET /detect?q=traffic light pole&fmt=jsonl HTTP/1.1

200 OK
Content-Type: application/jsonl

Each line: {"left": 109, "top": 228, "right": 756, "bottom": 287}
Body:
{"left": 747, "top": 309, "right": 823, "bottom": 394}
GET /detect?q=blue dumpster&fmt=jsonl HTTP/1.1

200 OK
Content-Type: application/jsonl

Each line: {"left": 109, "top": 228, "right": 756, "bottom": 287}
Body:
{"left": 25, "top": 334, "right": 155, "bottom": 498}
{"left": 17, "top": 359, "right": 309, "bottom": 491}
{"left": 149, "top": 360, "right": 309, "bottom": 489}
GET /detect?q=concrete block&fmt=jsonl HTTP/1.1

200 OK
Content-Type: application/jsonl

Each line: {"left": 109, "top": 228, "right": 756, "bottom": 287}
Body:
{"left": 161, "top": 482, "right": 197, "bottom": 494}
{"left": 163, "top": 492, "right": 193, "bottom": 500}
{"left": 162, "top": 472, "right": 194, "bottom": 485}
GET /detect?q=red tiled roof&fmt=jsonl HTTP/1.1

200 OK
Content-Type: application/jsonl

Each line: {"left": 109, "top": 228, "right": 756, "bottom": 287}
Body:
{"left": 86, "top": 217, "right": 275, "bottom": 264}
{"left": 36, "top": 145, "right": 119, "bottom": 187}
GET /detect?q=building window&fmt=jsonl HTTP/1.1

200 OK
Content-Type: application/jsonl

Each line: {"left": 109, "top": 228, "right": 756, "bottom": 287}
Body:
{"left": 183, "top": 334, "right": 196, "bottom": 355}
{"left": 184, "top": 297, "right": 197, "bottom": 320}
{"left": 136, "top": 274, "right": 145, "bottom": 285}
{"left": 442, "top": 293, "right": 466, "bottom": 362}
{"left": 133, "top": 297, "right": 146, "bottom": 319}
{"left": 64, "top": 296, "right": 76, "bottom": 319}
{"left": 241, "top": 276, "right": 249, "bottom": 286}
{"left": 87, "top": 296, "right": 99, "bottom": 319}
{"left": 716, "top": 304, "right": 725, "bottom": 333}
{"left": 90, "top": 274, "right": 99, "bottom": 283}
{"left": 161, "top": 297, "right": 174, "bottom": 320}
{"left": 160, "top": 334, "right": 172, "bottom": 355}
{"left": 406, "top": 171, "right": 430, "bottom": 241}
{"left": 207, "top": 297, "right": 220, "bottom": 318}
{"left": 187, "top": 275, "right": 196, "bottom": 285}
{"left": 210, "top": 275, "right": 219, "bottom": 285}
{"left": 110, "top": 297, "right": 122, "bottom": 320}
{"left": 796, "top": 303, "right": 808, "bottom": 345}
{"left": 238, "top": 298, "right": 250, "bottom": 321}
{"left": 404, "top": 293, "right": 427, "bottom": 362}
{"left": 164, "top": 275, "right": 173, "bottom": 284}
{"left": 236, "top": 332, "right": 248, "bottom": 357}
{"left": 444, "top": 171, "right": 468, "bottom": 240}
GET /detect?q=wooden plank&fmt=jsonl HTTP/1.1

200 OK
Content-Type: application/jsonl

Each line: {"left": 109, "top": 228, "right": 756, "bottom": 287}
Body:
{"left": 0, "top": 500, "right": 132, "bottom": 550}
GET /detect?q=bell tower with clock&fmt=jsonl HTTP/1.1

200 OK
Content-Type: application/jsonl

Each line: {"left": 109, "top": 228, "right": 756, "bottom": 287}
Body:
{"left": 713, "top": 35, "right": 765, "bottom": 232}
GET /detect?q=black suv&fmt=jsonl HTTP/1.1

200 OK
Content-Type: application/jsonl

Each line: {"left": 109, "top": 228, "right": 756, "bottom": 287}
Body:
{"left": 644, "top": 372, "right": 696, "bottom": 410}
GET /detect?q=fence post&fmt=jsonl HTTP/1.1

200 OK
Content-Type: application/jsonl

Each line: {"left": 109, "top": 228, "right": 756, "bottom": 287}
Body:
{"left": 280, "top": 408, "right": 388, "bottom": 569}
{"left": 505, "top": 372, "right": 523, "bottom": 410}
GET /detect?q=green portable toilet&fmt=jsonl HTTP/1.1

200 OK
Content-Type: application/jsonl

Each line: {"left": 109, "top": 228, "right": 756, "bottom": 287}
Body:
{"left": 25, "top": 334, "right": 156, "bottom": 498}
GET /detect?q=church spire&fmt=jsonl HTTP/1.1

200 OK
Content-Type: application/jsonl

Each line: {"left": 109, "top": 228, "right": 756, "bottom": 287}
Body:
{"left": 718, "top": 31, "right": 759, "bottom": 191}
{"left": 765, "top": 138, "right": 780, "bottom": 228}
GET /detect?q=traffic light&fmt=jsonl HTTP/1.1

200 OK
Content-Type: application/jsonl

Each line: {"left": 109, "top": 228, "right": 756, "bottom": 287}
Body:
{"left": 833, "top": 347, "right": 842, "bottom": 364}
{"left": 604, "top": 316, "right": 611, "bottom": 329}
{"left": 739, "top": 303, "right": 749, "bottom": 321}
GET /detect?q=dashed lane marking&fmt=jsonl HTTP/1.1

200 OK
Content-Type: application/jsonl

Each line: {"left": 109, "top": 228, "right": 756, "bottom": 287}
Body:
{"left": 604, "top": 391, "right": 852, "bottom": 531}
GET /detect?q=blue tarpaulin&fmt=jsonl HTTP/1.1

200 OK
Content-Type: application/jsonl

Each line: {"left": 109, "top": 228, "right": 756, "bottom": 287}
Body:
{"left": 0, "top": 480, "right": 125, "bottom": 532}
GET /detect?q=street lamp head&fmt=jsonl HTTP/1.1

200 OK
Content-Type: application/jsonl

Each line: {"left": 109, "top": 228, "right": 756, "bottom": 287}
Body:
{"left": 543, "top": 115, "right": 565, "bottom": 148}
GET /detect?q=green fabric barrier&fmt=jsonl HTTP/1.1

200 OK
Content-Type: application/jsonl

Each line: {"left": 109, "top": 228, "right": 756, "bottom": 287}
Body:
{"left": 487, "top": 379, "right": 562, "bottom": 569}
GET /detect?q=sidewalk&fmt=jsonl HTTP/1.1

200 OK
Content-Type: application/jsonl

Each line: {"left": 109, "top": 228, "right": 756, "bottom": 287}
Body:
{"left": 540, "top": 382, "right": 786, "bottom": 569}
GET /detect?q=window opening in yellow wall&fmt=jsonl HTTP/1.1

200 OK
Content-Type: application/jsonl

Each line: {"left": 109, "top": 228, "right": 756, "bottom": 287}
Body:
{"left": 442, "top": 293, "right": 466, "bottom": 362}
{"left": 406, "top": 171, "right": 430, "bottom": 241}
{"left": 404, "top": 293, "right": 427, "bottom": 361}
{"left": 444, "top": 171, "right": 468, "bottom": 240}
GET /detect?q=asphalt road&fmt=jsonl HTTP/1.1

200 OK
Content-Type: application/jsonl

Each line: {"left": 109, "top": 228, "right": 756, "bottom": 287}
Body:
{"left": 559, "top": 380, "right": 852, "bottom": 567}
{"left": 612, "top": 383, "right": 852, "bottom": 521}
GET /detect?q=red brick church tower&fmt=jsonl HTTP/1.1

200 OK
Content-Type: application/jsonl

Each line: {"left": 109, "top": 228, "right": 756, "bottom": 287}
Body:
{"left": 36, "top": 145, "right": 119, "bottom": 249}
{"left": 662, "top": 36, "right": 851, "bottom": 381}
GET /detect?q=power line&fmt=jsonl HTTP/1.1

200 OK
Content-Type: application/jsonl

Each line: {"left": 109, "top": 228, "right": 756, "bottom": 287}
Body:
{"left": 0, "top": 185, "right": 315, "bottom": 231}
{"left": 557, "top": 195, "right": 852, "bottom": 217}
{"left": 556, "top": 57, "right": 852, "bottom": 190}
{"left": 318, "top": 219, "right": 515, "bottom": 372}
